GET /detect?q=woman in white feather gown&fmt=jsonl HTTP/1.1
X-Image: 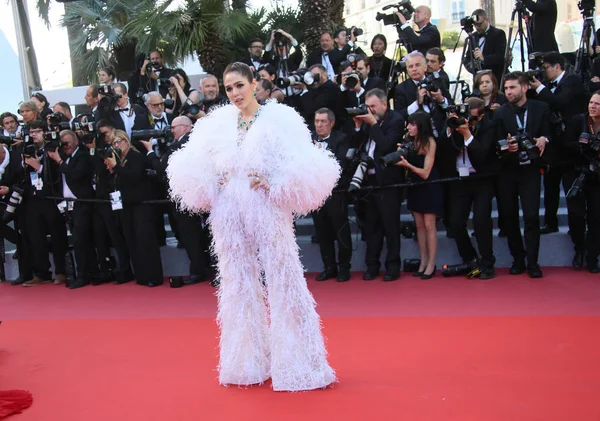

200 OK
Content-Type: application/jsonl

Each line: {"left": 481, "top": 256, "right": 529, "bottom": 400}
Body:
{"left": 167, "top": 62, "right": 339, "bottom": 391}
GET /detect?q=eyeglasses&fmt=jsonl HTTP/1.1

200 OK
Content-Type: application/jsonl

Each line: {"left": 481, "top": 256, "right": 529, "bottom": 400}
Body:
{"left": 111, "top": 138, "right": 126, "bottom": 147}
{"left": 149, "top": 102, "right": 165, "bottom": 107}
{"left": 250, "top": 45, "right": 263, "bottom": 49}
{"left": 170, "top": 124, "right": 191, "bottom": 130}
{"left": 29, "top": 129, "right": 43, "bottom": 134}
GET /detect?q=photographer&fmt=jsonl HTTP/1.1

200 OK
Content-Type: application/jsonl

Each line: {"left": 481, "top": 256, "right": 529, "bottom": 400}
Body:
{"left": 52, "top": 102, "right": 73, "bottom": 124}
{"left": 352, "top": 88, "right": 405, "bottom": 281}
{"left": 104, "top": 130, "right": 164, "bottom": 287}
{"left": 522, "top": 0, "right": 558, "bottom": 54}
{"left": 473, "top": 70, "right": 507, "bottom": 116}
{"left": 166, "top": 68, "right": 199, "bottom": 117}
{"left": 529, "top": 51, "right": 588, "bottom": 235}
{"left": 192, "top": 75, "right": 228, "bottom": 119}
{"left": 462, "top": 10, "right": 507, "bottom": 86}
{"left": 334, "top": 27, "right": 366, "bottom": 56}
{"left": 440, "top": 97, "right": 499, "bottom": 279}
{"left": 562, "top": 92, "right": 600, "bottom": 273}
{"left": 306, "top": 31, "right": 354, "bottom": 81}
{"left": 84, "top": 85, "right": 100, "bottom": 117}
{"left": 107, "top": 83, "right": 151, "bottom": 139}
{"left": 426, "top": 47, "right": 450, "bottom": 91}
{"left": 288, "top": 64, "right": 342, "bottom": 129}
{"left": 243, "top": 38, "right": 270, "bottom": 71}
{"left": 311, "top": 108, "right": 353, "bottom": 282}
{"left": 140, "top": 116, "right": 211, "bottom": 285}
{"left": 395, "top": 5, "right": 441, "bottom": 56}
{"left": 1, "top": 112, "right": 22, "bottom": 138}
{"left": 493, "top": 71, "right": 552, "bottom": 278}
{"left": 145, "top": 91, "right": 173, "bottom": 155}
{"left": 47, "top": 130, "right": 98, "bottom": 288}
{"left": 20, "top": 120, "right": 69, "bottom": 286}
{"left": 265, "top": 29, "right": 303, "bottom": 75}
{"left": 139, "top": 49, "right": 174, "bottom": 97}
{"left": 257, "top": 65, "right": 285, "bottom": 102}
{"left": 31, "top": 93, "right": 53, "bottom": 121}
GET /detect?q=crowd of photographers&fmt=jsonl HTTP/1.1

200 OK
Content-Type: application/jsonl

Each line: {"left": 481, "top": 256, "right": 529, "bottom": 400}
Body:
{"left": 2, "top": 0, "right": 600, "bottom": 288}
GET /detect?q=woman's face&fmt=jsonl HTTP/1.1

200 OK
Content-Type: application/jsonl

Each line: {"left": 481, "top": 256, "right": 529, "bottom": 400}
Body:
{"left": 258, "top": 69, "right": 274, "bottom": 82}
{"left": 372, "top": 38, "right": 385, "bottom": 55}
{"left": 112, "top": 136, "right": 129, "bottom": 158}
{"left": 407, "top": 121, "right": 418, "bottom": 137}
{"left": 478, "top": 75, "right": 494, "bottom": 96}
{"left": 224, "top": 72, "right": 257, "bottom": 110}
{"left": 99, "top": 70, "right": 111, "bottom": 84}
{"left": 255, "top": 84, "right": 270, "bottom": 101}
{"left": 30, "top": 96, "right": 44, "bottom": 111}
{"left": 19, "top": 107, "right": 36, "bottom": 123}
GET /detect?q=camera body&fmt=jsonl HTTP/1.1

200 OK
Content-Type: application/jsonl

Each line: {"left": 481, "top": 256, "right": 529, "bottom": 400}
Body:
{"left": 380, "top": 142, "right": 414, "bottom": 167}
{"left": 276, "top": 69, "right": 320, "bottom": 89}
{"left": 419, "top": 72, "right": 443, "bottom": 93}
{"left": 345, "top": 103, "right": 369, "bottom": 117}
{"left": 579, "top": 132, "right": 600, "bottom": 161}
{"left": 526, "top": 52, "right": 546, "bottom": 80}
{"left": 460, "top": 15, "right": 478, "bottom": 33}
{"left": 346, "top": 149, "right": 374, "bottom": 192}
{"left": 446, "top": 103, "right": 472, "bottom": 130}
{"left": 497, "top": 131, "right": 540, "bottom": 163}
{"left": 343, "top": 70, "right": 363, "bottom": 89}
{"left": 180, "top": 98, "right": 201, "bottom": 116}
{"left": 131, "top": 127, "right": 174, "bottom": 150}
{"left": 98, "top": 84, "right": 122, "bottom": 101}
{"left": 375, "top": 0, "right": 414, "bottom": 26}
{"left": 0, "top": 132, "right": 18, "bottom": 146}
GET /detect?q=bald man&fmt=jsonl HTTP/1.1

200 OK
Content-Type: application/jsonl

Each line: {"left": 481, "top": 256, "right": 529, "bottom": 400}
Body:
{"left": 395, "top": 5, "right": 441, "bottom": 56}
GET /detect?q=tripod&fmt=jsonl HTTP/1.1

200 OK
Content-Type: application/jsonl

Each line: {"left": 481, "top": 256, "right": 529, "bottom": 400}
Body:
{"left": 386, "top": 35, "right": 409, "bottom": 97}
{"left": 453, "top": 28, "right": 480, "bottom": 102}
{"left": 500, "top": 0, "right": 534, "bottom": 89}
{"left": 574, "top": 8, "right": 596, "bottom": 85}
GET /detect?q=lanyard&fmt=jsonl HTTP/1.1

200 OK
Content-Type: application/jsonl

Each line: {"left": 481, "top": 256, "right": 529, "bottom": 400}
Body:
{"left": 516, "top": 109, "right": 528, "bottom": 132}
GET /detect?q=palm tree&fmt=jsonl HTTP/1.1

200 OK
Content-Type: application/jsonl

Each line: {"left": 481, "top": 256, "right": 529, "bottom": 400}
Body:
{"left": 124, "top": 0, "right": 255, "bottom": 79}
{"left": 299, "top": 0, "right": 335, "bottom": 54}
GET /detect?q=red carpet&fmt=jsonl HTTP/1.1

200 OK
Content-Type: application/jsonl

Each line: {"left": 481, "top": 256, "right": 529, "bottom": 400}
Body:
{"left": 1, "top": 268, "right": 600, "bottom": 420}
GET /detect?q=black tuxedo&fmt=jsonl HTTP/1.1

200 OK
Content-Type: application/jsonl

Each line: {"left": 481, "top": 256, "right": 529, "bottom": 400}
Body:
{"left": 522, "top": 0, "right": 558, "bottom": 53}
{"left": 439, "top": 116, "right": 499, "bottom": 269}
{"left": 147, "top": 134, "right": 210, "bottom": 278}
{"left": 290, "top": 80, "right": 342, "bottom": 129}
{"left": 397, "top": 22, "right": 441, "bottom": 57}
{"left": 140, "top": 67, "right": 174, "bottom": 98}
{"left": 352, "top": 110, "right": 405, "bottom": 273}
{"left": 493, "top": 100, "right": 552, "bottom": 268}
{"left": 306, "top": 45, "right": 352, "bottom": 76}
{"left": 242, "top": 52, "right": 270, "bottom": 70}
{"left": 311, "top": 130, "right": 353, "bottom": 271}
{"left": 108, "top": 103, "right": 151, "bottom": 150}
{"left": 268, "top": 47, "right": 303, "bottom": 74}
{"left": 532, "top": 73, "right": 588, "bottom": 229}
{"left": 463, "top": 25, "right": 507, "bottom": 85}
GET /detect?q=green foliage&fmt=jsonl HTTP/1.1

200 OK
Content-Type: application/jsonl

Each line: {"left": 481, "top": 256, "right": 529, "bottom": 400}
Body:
{"left": 441, "top": 30, "right": 460, "bottom": 51}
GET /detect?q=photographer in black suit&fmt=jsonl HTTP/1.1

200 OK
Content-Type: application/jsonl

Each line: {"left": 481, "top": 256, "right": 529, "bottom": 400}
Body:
{"left": 439, "top": 97, "right": 499, "bottom": 279}
{"left": 395, "top": 5, "right": 441, "bottom": 56}
{"left": 139, "top": 49, "right": 174, "bottom": 97}
{"left": 352, "top": 88, "right": 405, "bottom": 281}
{"left": 529, "top": 52, "right": 588, "bottom": 235}
{"left": 334, "top": 27, "right": 366, "bottom": 56}
{"left": 140, "top": 116, "right": 212, "bottom": 285}
{"left": 306, "top": 31, "right": 354, "bottom": 81}
{"left": 494, "top": 72, "right": 553, "bottom": 278}
{"left": 522, "top": 0, "right": 558, "bottom": 53}
{"left": 47, "top": 131, "right": 98, "bottom": 289}
{"left": 107, "top": 83, "right": 151, "bottom": 143}
{"left": 426, "top": 48, "right": 450, "bottom": 91}
{"left": 462, "top": 9, "right": 507, "bottom": 86}
{"left": 311, "top": 108, "right": 353, "bottom": 282}
{"left": 562, "top": 92, "right": 600, "bottom": 273}
{"left": 242, "top": 38, "right": 270, "bottom": 71}
{"left": 265, "top": 29, "right": 303, "bottom": 75}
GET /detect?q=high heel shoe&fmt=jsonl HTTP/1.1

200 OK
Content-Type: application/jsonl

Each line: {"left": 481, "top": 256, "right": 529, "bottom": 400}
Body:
{"left": 412, "top": 270, "right": 425, "bottom": 277}
{"left": 421, "top": 265, "right": 437, "bottom": 280}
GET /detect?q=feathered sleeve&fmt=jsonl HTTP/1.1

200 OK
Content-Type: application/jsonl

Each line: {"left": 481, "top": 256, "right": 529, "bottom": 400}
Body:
{"left": 266, "top": 104, "right": 341, "bottom": 216}
{"left": 166, "top": 117, "right": 219, "bottom": 214}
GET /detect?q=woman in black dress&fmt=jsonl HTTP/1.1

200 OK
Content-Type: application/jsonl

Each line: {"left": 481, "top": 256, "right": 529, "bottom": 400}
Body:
{"left": 395, "top": 112, "right": 442, "bottom": 279}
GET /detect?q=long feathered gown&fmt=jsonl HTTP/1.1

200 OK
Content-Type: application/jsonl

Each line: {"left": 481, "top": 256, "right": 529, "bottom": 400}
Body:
{"left": 166, "top": 100, "right": 340, "bottom": 391}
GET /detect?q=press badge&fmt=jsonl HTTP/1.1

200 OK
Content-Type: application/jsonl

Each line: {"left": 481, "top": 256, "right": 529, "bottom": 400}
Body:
{"left": 57, "top": 200, "right": 67, "bottom": 214}
{"left": 29, "top": 172, "right": 43, "bottom": 190}
{"left": 110, "top": 191, "right": 123, "bottom": 211}
{"left": 458, "top": 167, "right": 470, "bottom": 177}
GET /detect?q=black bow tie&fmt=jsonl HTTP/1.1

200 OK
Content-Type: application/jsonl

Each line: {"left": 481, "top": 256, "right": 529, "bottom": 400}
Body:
{"left": 548, "top": 81, "right": 558, "bottom": 89}
{"left": 513, "top": 105, "right": 526, "bottom": 115}
{"left": 118, "top": 108, "right": 129, "bottom": 113}
{"left": 155, "top": 117, "right": 165, "bottom": 123}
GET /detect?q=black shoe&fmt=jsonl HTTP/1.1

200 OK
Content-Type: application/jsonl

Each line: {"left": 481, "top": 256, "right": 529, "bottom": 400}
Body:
{"left": 337, "top": 268, "right": 351, "bottom": 282}
{"left": 572, "top": 251, "right": 585, "bottom": 269}
{"left": 527, "top": 265, "right": 543, "bottom": 278}
{"left": 383, "top": 271, "right": 399, "bottom": 281}
{"left": 540, "top": 225, "right": 559, "bottom": 234}
{"left": 412, "top": 270, "right": 424, "bottom": 277}
{"left": 421, "top": 266, "right": 436, "bottom": 280}
{"left": 509, "top": 261, "right": 526, "bottom": 275}
{"left": 316, "top": 268, "right": 337, "bottom": 281}
{"left": 362, "top": 270, "right": 379, "bottom": 280}
{"left": 184, "top": 275, "right": 206, "bottom": 285}
{"left": 68, "top": 277, "right": 89, "bottom": 290}
{"left": 137, "top": 280, "right": 163, "bottom": 287}
{"left": 587, "top": 263, "right": 600, "bottom": 273}
{"left": 478, "top": 267, "right": 496, "bottom": 280}
{"left": 10, "top": 277, "right": 27, "bottom": 286}
{"left": 91, "top": 271, "right": 112, "bottom": 286}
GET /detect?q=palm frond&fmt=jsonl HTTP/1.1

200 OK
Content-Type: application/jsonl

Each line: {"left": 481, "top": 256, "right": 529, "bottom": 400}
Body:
{"left": 35, "top": 0, "right": 51, "bottom": 27}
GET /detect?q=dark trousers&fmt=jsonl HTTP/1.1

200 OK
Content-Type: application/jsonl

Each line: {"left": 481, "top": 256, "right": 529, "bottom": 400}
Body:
{"left": 312, "top": 193, "right": 352, "bottom": 270}
{"left": 25, "top": 196, "right": 68, "bottom": 279}
{"left": 564, "top": 171, "right": 600, "bottom": 264}
{"left": 117, "top": 203, "right": 163, "bottom": 284}
{"left": 172, "top": 205, "right": 209, "bottom": 277}
{"left": 71, "top": 202, "right": 98, "bottom": 277}
{"left": 93, "top": 202, "right": 133, "bottom": 281}
{"left": 497, "top": 165, "right": 541, "bottom": 267}
{"left": 449, "top": 177, "right": 496, "bottom": 269}
{"left": 13, "top": 206, "right": 34, "bottom": 281}
{"left": 363, "top": 175, "right": 402, "bottom": 272}
{"left": 543, "top": 166, "right": 566, "bottom": 228}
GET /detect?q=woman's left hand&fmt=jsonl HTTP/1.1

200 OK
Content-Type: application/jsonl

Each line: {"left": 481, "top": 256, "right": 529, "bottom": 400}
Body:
{"left": 394, "top": 156, "right": 409, "bottom": 168}
{"left": 104, "top": 153, "right": 117, "bottom": 170}
{"left": 249, "top": 174, "right": 270, "bottom": 193}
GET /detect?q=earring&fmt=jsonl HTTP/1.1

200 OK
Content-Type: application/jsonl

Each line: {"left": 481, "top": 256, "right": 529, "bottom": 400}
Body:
{"left": 253, "top": 92, "right": 256, "bottom": 97}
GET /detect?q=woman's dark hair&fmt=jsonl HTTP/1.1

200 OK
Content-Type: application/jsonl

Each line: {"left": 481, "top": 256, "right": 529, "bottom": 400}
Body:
{"left": 99, "top": 66, "right": 116, "bottom": 80}
{"left": 407, "top": 111, "right": 433, "bottom": 153}
{"left": 171, "top": 68, "right": 192, "bottom": 94}
{"left": 258, "top": 63, "right": 277, "bottom": 79}
{"left": 223, "top": 62, "right": 255, "bottom": 83}
{"left": 371, "top": 34, "right": 388, "bottom": 51}
{"left": 31, "top": 92, "right": 48, "bottom": 107}
{"left": 259, "top": 79, "right": 273, "bottom": 92}
{"left": 474, "top": 70, "right": 499, "bottom": 98}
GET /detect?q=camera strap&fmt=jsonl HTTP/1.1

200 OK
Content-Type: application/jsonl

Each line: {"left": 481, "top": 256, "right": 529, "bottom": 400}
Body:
{"left": 515, "top": 110, "right": 528, "bottom": 132}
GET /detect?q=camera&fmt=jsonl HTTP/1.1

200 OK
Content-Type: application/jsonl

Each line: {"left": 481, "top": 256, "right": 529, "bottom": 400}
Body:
{"left": 97, "top": 145, "right": 121, "bottom": 160}
{"left": 345, "top": 26, "right": 363, "bottom": 38}
{"left": 526, "top": 52, "right": 545, "bottom": 80}
{"left": 98, "top": 84, "right": 121, "bottom": 100}
{"left": 131, "top": 127, "right": 174, "bottom": 149}
{"left": 343, "top": 70, "right": 363, "bottom": 89}
{"left": 578, "top": 0, "right": 595, "bottom": 17}
{"left": 376, "top": 0, "right": 414, "bottom": 26}
{"left": 180, "top": 98, "right": 201, "bottom": 116}
{"left": 441, "top": 260, "right": 481, "bottom": 278}
{"left": 419, "top": 72, "right": 442, "bottom": 93}
{"left": 460, "top": 15, "right": 478, "bottom": 33}
{"left": 345, "top": 104, "right": 369, "bottom": 117}
{"left": 567, "top": 172, "right": 587, "bottom": 199}
{"left": 276, "top": 69, "right": 320, "bottom": 89}
{"left": 42, "top": 130, "right": 63, "bottom": 152}
{"left": 380, "top": 142, "right": 414, "bottom": 167}
{"left": 148, "top": 60, "right": 161, "bottom": 69}
{"left": 158, "top": 78, "right": 172, "bottom": 89}
{"left": 346, "top": 149, "right": 374, "bottom": 192}
{"left": 497, "top": 132, "right": 540, "bottom": 163}
{"left": 446, "top": 103, "right": 472, "bottom": 130}
{"left": 2, "top": 185, "right": 24, "bottom": 223}
{"left": 0, "top": 133, "right": 18, "bottom": 146}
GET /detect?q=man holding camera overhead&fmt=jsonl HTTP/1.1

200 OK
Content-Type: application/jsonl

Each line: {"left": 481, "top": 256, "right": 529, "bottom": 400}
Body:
{"left": 106, "top": 83, "right": 150, "bottom": 140}
{"left": 334, "top": 27, "right": 366, "bottom": 56}
{"left": 395, "top": 5, "right": 440, "bottom": 57}
{"left": 139, "top": 49, "right": 174, "bottom": 97}
{"left": 493, "top": 72, "right": 552, "bottom": 278}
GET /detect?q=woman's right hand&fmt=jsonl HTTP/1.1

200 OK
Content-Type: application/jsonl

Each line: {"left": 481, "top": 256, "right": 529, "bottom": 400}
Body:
{"left": 489, "top": 103, "right": 501, "bottom": 111}
{"left": 394, "top": 156, "right": 409, "bottom": 168}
